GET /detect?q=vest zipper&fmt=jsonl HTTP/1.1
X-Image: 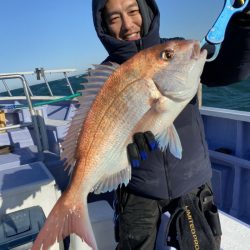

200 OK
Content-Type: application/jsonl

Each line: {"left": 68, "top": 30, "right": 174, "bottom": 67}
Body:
{"left": 163, "top": 150, "right": 172, "bottom": 199}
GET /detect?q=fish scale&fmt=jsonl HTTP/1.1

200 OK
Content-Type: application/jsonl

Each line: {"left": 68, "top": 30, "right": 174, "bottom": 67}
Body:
{"left": 77, "top": 80, "right": 160, "bottom": 179}
{"left": 79, "top": 79, "right": 159, "bottom": 159}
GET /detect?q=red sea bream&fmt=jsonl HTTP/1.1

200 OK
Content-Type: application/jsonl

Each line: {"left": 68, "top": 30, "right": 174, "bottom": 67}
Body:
{"left": 32, "top": 39, "right": 207, "bottom": 250}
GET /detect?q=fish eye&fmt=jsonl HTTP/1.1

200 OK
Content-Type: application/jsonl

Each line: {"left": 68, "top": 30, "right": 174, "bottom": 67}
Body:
{"left": 161, "top": 49, "right": 174, "bottom": 61}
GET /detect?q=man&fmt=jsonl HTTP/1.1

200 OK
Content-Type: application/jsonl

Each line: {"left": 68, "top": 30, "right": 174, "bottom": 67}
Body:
{"left": 92, "top": 0, "right": 250, "bottom": 249}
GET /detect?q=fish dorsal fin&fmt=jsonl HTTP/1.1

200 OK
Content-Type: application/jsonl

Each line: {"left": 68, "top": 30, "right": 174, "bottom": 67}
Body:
{"left": 92, "top": 166, "right": 131, "bottom": 194}
{"left": 61, "top": 62, "right": 120, "bottom": 171}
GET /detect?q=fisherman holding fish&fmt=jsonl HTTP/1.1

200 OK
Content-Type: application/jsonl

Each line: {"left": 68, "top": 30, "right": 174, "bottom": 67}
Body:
{"left": 91, "top": 0, "right": 250, "bottom": 249}
{"left": 32, "top": 1, "right": 250, "bottom": 250}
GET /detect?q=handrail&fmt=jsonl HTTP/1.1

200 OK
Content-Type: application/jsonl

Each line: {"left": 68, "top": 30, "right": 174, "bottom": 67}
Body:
{"left": 1, "top": 79, "right": 12, "bottom": 96}
{"left": 0, "top": 68, "right": 77, "bottom": 97}
{"left": 23, "top": 75, "right": 34, "bottom": 96}
{"left": 0, "top": 93, "right": 80, "bottom": 110}
{"left": 0, "top": 68, "right": 76, "bottom": 76}
{"left": 0, "top": 122, "right": 32, "bottom": 131}
{"left": 0, "top": 74, "right": 43, "bottom": 154}
{"left": 32, "top": 93, "right": 80, "bottom": 107}
{"left": 64, "top": 72, "right": 75, "bottom": 95}
{"left": 0, "top": 68, "right": 79, "bottom": 157}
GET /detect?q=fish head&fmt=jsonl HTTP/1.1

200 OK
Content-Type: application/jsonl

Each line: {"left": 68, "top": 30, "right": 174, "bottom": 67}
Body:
{"left": 143, "top": 39, "right": 207, "bottom": 101}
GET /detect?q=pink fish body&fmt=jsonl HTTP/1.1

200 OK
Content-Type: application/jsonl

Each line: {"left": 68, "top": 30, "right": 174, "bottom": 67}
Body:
{"left": 32, "top": 40, "right": 207, "bottom": 250}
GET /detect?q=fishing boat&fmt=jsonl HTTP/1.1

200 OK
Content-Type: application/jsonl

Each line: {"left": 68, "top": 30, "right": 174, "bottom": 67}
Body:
{"left": 0, "top": 68, "right": 249, "bottom": 250}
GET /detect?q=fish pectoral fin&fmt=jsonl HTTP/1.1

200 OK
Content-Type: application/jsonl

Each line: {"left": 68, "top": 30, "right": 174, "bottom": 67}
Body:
{"left": 93, "top": 166, "right": 131, "bottom": 194}
{"left": 156, "top": 124, "right": 182, "bottom": 159}
{"left": 168, "top": 125, "right": 182, "bottom": 159}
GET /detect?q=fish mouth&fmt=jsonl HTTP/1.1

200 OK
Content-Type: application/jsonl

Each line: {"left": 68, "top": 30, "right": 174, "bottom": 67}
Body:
{"left": 191, "top": 42, "right": 207, "bottom": 60}
{"left": 200, "top": 48, "right": 208, "bottom": 60}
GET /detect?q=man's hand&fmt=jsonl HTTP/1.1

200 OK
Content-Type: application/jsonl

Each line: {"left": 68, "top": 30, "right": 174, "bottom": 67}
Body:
{"left": 127, "top": 131, "right": 158, "bottom": 168}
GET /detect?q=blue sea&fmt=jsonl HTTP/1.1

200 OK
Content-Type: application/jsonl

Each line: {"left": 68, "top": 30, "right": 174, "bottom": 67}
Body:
{"left": 1, "top": 75, "right": 250, "bottom": 112}
{"left": 202, "top": 78, "right": 250, "bottom": 112}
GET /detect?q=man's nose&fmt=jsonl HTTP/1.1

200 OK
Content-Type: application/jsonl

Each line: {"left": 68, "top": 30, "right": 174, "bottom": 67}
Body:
{"left": 121, "top": 15, "right": 133, "bottom": 31}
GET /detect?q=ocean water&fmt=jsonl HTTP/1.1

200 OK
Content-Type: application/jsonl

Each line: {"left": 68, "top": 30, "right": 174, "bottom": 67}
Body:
{"left": 202, "top": 78, "right": 250, "bottom": 112}
{"left": 1, "top": 75, "right": 250, "bottom": 112}
{"left": 0, "top": 75, "right": 86, "bottom": 97}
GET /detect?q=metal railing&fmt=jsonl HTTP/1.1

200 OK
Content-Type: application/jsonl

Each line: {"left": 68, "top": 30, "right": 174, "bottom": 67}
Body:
{"left": 0, "top": 68, "right": 79, "bottom": 159}
{"left": 0, "top": 74, "right": 43, "bottom": 154}
{"left": 0, "top": 68, "right": 77, "bottom": 97}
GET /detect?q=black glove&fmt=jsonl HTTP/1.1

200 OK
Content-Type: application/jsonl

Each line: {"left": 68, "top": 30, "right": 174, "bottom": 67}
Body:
{"left": 127, "top": 131, "right": 158, "bottom": 168}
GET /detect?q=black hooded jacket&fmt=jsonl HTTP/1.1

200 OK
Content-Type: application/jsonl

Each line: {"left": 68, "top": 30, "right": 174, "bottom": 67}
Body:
{"left": 92, "top": 0, "right": 161, "bottom": 64}
{"left": 92, "top": 0, "right": 250, "bottom": 199}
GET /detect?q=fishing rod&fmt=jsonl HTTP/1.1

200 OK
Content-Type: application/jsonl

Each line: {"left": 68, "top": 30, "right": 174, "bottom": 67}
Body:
{"left": 201, "top": 0, "right": 249, "bottom": 62}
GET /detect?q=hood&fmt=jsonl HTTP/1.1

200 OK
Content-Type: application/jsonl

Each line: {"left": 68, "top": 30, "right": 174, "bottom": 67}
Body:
{"left": 92, "top": 0, "right": 161, "bottom": 64}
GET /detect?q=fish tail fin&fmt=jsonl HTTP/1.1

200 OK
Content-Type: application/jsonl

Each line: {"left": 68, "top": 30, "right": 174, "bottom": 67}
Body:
{"left": 32, "top": 192, "right": 97, "bottom": 250}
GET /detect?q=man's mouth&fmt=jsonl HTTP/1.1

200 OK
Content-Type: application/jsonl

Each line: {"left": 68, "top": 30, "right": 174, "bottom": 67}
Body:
{"left": 123, "top": 32, "right": 141, "bottom": 41}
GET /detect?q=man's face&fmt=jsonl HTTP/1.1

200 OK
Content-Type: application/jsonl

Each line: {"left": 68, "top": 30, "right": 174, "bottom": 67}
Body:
{"left": 103, "top": 0, "right": 142, "bottom": 41}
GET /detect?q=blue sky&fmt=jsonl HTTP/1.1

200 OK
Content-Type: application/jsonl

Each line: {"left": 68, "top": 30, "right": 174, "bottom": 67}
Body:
{"left": 0, "top": 0, "right": 224, "bottom": 89}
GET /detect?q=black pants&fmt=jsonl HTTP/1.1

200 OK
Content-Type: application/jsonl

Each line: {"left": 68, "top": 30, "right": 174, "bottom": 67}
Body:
{"left": 115, "top": 184, "right": 221, "bottom": 250}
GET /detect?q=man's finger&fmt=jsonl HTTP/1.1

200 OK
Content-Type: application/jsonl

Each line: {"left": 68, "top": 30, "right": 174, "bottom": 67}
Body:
{"left": 133, "top": 133, "right": 149, "bottom": 160}
{"left": 144, "top": 131, "right": 158, "bottom": 151}
{"left": 127, "top": 143, "right": 140, "bottom": 168}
